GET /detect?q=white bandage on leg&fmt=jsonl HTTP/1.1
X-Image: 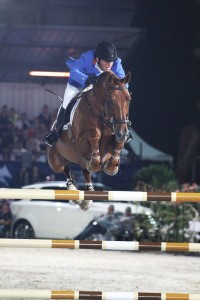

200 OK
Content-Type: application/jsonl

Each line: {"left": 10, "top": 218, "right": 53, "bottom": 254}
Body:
{"left": 63, "top": 83, "right": 81, "bottom": 109}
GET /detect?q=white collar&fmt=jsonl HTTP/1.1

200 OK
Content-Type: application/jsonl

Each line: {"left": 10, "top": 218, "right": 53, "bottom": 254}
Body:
{"left": 95, "top": 62, "right": 103, "bottom": 73}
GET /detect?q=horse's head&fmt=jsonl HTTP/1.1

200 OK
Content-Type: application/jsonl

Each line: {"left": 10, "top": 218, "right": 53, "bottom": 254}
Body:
{"left": 95, "top": 71, "right": 132, "bottom": 143}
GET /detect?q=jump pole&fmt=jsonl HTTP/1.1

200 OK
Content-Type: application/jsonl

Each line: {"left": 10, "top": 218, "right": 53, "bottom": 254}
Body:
{"left": 0, "top": 239, "right": 200, "bottom": 252}
{"left": 1, "top": 188, "right": 200, "bottom": 202}
{"left": 0, "top": 290, "right": 200, "bottom": 300}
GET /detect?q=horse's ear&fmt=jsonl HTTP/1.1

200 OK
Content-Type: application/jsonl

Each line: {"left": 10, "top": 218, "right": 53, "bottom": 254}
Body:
{"left": 125, "top": 72, "right": 131, "bottom": 84}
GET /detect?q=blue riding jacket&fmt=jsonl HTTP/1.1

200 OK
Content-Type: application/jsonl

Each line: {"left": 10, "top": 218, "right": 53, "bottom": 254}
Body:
{"left": 66, "top": 50, "right": 126, "bottom": 88}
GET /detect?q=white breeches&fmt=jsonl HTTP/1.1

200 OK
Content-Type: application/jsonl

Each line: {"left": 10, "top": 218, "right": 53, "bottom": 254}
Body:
{"left": 62, "top": 83, "right": 82, "bottom": 109}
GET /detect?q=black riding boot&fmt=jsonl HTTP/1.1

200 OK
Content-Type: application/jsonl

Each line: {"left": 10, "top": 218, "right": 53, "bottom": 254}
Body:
{"left": 43, "top": 107, "right": 66, "bottom": 147}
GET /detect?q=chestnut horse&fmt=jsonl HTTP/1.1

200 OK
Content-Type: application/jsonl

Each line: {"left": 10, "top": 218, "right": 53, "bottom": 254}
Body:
{"left": 47, "top": 71, "right": 132, "bottom": 210}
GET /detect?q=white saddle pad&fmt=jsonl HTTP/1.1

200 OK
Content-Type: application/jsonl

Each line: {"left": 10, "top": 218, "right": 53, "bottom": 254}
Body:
{"left": 62, "top": 85, "right": 93, "bottom": 130}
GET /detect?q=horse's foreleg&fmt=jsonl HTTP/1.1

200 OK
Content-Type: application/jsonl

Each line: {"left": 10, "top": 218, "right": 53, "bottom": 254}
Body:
{"left": 103, "top": 144, "right": 123, "bottom": 176}
{"left": 86, "top": 131, "right": 101, "bottom": 173}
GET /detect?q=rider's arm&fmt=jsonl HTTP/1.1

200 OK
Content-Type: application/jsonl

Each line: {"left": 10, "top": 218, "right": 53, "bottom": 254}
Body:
{"left": 112, "top": 58, "right": 125, "bottom": 79}
{"left": 68, "top": 51, "right": 94, "bottom": 87}
{"left": 112, "top": 59, "right": 129, "bottom": 88}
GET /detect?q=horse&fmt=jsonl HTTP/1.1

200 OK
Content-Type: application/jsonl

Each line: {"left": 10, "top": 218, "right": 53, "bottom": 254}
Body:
{"left": 46, "top": 71, "right": 132, "bottom": 210}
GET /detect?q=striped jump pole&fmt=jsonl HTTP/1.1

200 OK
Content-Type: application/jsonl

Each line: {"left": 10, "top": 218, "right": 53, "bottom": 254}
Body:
{"left": 0, "top": 239, "right": 200, "bottom": 252}
{"left": 1, "top": 188, "right": 200, "bottom": 202}
{"left": 0, "top": 290, "right": 200, "bottom": 300}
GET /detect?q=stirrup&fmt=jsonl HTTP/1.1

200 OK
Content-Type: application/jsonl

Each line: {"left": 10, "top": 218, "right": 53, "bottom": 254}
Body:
{"left": 43, "top": 131, "right": 58, "bottom": 147}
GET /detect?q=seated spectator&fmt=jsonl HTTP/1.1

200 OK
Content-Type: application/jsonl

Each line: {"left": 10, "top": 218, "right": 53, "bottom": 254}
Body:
{"left": 11, "top": 140, "right": 27, "bottom": 161}
{"left": 29, "top": 165, "right": 44, "bottom": 183}
{"left": 114, "top": 207, "right": 135, "bottom": 241}
{"left": 74, "top": 205, "right": 121, "bottom": 240}
{"left": 34, "top": 120, "right": 49, "bottom": 141}
{"left": 8, "top": 107, "right": 20, "bottom": 126}
{"left": 0, "top": 121, "right": 14, "bottom": 150}
{"left": 38, "top": 104, "right": 51, "bottom": 128}
{"left": 0, "top": 200, "right": 12, "bottom": 238}
{"left": 25, "top": 132, "right": 41, "bottom": 157}
{"left": 0, "top": 105, "right": 9, "bottom": 124}
{"left": 15, "top": 112, "right": 30, "bottom": 130}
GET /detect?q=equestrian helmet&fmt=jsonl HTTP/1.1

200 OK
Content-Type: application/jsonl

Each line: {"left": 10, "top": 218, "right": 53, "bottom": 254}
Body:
{"left": 94, "top": 41, "right": 118, "bottom": 62}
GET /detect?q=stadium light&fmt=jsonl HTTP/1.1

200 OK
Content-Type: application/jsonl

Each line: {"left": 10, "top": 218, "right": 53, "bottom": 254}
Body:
{"left": 29, "top": 71, "right": 70, "bottom": 77}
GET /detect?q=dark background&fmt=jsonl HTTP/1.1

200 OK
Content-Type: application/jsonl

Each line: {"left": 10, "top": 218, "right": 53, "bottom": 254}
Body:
{"left": 125, "top": 0, "right": 197, "bottom": 161}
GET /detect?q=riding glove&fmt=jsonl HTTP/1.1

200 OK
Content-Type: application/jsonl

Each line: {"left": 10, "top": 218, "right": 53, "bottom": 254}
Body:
{"left": 85, "top": 75, "right": 97, "bottom": 85}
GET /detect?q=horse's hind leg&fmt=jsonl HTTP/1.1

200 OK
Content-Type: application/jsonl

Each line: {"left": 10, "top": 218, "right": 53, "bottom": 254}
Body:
{"left": 63, "top": 165, "right": 77, "bottom": 190}
{"left": 64, "top": 165, "right": 92, "bottom": 211}
{"left": 82, "top": 168, "right": 94, "bottom": 191}
{"left": 77, "top": 168, "right": 93, "bottom": 211}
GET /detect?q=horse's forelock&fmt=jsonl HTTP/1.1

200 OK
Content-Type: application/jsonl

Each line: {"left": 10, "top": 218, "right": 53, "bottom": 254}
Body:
{"left": 95, "top": 71, "right": 114, "bottom": 87}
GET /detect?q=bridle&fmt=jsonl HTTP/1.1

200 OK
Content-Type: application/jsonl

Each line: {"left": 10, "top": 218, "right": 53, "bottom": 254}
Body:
{"left": 102, "top": 85, "right": 132, "bottom": 132}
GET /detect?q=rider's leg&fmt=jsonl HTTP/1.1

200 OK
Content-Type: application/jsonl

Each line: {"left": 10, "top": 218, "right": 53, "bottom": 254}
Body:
{"left": 43, "top": 84, "right": 80, "bottom": 147}
{"left": 43, "top": 105, "right": 65, "bottom": 147}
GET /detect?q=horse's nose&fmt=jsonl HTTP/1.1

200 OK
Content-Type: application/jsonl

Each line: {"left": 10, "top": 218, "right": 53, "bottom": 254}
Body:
{"left": 115, "top": 130, "right": 127, "bottom": 142}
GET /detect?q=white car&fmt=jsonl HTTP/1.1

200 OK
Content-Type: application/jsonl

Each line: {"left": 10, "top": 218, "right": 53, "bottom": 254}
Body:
{"left": 10, "top": 181, "right": 154, "bottom": 239}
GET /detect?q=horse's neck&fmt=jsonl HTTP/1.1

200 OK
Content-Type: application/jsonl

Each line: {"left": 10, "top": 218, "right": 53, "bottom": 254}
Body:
{"left": 93, "top": 87, "right": 106, "bottom": 104}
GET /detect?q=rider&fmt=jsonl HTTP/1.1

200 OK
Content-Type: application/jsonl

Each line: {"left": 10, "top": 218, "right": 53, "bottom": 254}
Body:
{"left": 43, "top": 41, "right": 133, "bottom": 147}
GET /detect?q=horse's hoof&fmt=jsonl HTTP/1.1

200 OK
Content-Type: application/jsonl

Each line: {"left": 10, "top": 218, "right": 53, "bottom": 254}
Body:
{"left": 86, "top": 160, "right": 101, "bottom": 173}
{"left": 79, "top": 200, "right": 93, "bottom": 211}
{"left": 104, "top": 168, "right": 118, "bottom": 176}
{"left": 85, "top": 183, "right": 94, "bottom": 191}
{"left": 103, "top": 162, "right": 119, "bottom": 176}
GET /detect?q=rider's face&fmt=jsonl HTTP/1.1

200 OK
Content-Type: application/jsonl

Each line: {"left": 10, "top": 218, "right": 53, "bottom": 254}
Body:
{"left": 97, "top": 58, "right": 114, "bottom": 71}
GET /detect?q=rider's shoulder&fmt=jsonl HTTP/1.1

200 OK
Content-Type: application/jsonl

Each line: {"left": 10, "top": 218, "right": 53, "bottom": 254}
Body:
{"left": 81, "top": 50, "right": 95, "bottom": 62}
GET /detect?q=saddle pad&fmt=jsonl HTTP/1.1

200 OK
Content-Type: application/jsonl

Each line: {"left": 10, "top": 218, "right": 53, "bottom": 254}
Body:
{"left": 62, "top": 85, "right": 93, "bottom": 130}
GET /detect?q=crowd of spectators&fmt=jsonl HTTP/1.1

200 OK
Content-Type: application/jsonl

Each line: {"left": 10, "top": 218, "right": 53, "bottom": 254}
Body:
{"left": 0, "top": 104, "right": 57, "bottom": 163}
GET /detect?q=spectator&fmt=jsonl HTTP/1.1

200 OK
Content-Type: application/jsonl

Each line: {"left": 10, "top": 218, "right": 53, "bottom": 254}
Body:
{"left": 29, "top": 165, "right": 43, "bottom": 183}
{"left": 74, "top": 204, "right": 121, "bottom": 240}
{"left": 15, "top": 112, "right": 30, "bottom": 131}
{"left": 0, "top": 200, "right": 12, "bottom": 238}
{"left": 8, "top": 107, "right": 20, "bottom": 126}
{"left": 0, "top": 105, "right": 9, "bottom": 124}
{"left": 114, "top": 206, "right": 135, "bottom": 240}
{"left": 11, "top": 140, "right": 27, "bottom": 161}
{"left": 38, "top": 104, "right": 51, "bottom": 128}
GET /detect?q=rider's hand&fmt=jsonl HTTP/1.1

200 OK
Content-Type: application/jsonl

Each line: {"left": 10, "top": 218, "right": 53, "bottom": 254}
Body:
{"left": 85, "top": 75, "right": 97, "bottom": 86}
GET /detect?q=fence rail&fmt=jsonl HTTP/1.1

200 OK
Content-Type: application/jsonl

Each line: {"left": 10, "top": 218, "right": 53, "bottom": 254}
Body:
{"left": 0, "top": 239, "right": 200, "bottom": 252}
{"left": 1, "top": 188, "right": 200, "bottom": 202}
